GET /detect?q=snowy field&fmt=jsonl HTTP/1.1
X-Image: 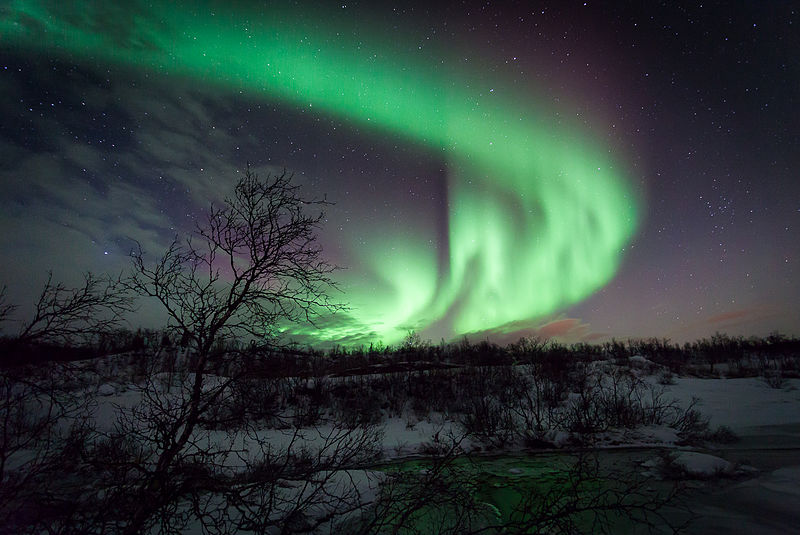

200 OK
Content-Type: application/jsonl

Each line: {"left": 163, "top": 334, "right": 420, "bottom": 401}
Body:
{"left": 3, "top": 350, "right": 800, "bottom": 533}
{"left": 650, "top": 376, "right": 800, "bottom": 534}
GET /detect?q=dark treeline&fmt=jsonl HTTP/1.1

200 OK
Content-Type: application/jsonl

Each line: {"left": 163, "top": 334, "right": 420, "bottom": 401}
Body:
{"left": 3, "top": 327, "right": 799, "bottom": 380}
{"left": 317, "top": 331, "right": 800, "bottom": 378}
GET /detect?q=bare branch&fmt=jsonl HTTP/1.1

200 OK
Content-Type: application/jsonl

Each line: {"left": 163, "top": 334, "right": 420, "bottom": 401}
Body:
{"left": 129, "top": 165, "right": 342, "bottom": 356}
{"left": 0, "top": 286, "right": 16, "bottom": 329}
{"left": 10, "top": 272, "right": 134, "bottom": 347}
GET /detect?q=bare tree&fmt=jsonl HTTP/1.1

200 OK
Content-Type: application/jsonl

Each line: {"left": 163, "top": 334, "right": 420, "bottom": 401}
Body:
{"left": 0, "top": 273, "right": 132, "bottom": 533}
{"left": 129, "top": 165, "right": 340, "bottom": 355}
{"left": 120, "top": 165, "right": 344, "bottom": 533}
{"left": 1, "top": 272, "right": 133, "bottom": 348}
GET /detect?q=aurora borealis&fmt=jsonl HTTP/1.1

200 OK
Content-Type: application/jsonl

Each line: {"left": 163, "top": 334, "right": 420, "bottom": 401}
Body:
{"left": 1, "top": 2, "right": 798, "bottom": 346}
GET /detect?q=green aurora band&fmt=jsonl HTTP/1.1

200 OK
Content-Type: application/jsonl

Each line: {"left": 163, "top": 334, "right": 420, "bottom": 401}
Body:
{"left": 1, "top": 1, "right": 640, "bottom": 345}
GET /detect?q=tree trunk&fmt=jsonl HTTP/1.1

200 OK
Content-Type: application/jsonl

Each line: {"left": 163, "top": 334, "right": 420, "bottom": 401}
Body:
{"left": 123, "top": 353, "right": 208, "bottom": 534}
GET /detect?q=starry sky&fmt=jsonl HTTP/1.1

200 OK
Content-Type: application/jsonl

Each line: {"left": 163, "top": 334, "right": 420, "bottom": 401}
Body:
{"left": 0, "top": 1, "right": 798, "bottom": 347}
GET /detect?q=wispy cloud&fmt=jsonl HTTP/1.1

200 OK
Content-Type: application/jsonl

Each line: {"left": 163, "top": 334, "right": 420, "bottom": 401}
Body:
{"left": 460, "top": 316, "right": 607, "bottom": 345}
{"left": 705, "top": 309, "right": 754, "bottom": 325}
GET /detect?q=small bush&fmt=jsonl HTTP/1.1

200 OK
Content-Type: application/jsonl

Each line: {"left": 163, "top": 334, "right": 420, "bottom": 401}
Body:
{"left": 705, "top": 425, "right": 738, "bottom": 444}
{"left": 763, "top": 369, "right": 787, "bottom": 389}
{"left": 459, "top": 396, "right": 516, "bottom": 447}
{"left": 657, "top": 370, "right": 676, "bottom": 385}
{"left": 673, "top": 399, "right": 710, "bottom": 443}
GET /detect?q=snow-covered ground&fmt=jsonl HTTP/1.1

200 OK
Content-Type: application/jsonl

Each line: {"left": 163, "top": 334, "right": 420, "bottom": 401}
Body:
{"left": 662, "top": 376, "right": 800, "bottom": 431}
{"left": 648, "top": 377, "right": 800, "bottom": 534}
{"left": 354, "top": 375, "right": 800, "bottom": 458}
{"left": 8, "top": 357, "right": 800, "bottom": 533}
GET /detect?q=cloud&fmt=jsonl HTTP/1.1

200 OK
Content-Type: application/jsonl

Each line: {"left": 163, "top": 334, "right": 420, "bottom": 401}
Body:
{"left": 458, "top": 316, "right": 607, "bottom": 345}
{"left": 582, "top": 332, "right": 609, "bottom": 342}
{"left": 705, "top": 309, "right": 754, "bottom": 325}
{"left": 536, "top": 318, "right": 583, "bottom": 339}
{"left": 0, "top": 59, "right": 247, "bottom": 315}
{"left": 665, "top": 305, "right": 785, "bottom": 343}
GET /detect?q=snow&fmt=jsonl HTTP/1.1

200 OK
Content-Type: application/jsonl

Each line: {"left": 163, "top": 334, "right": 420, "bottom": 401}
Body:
{"left": 675, "top": 465, "right": 800, "bottom": 535}
{"left": 547, "top": 430, "right": 573, "bottom": 448}
{"left": 763, "top": 466, "right": 800, "bottom": 497}
{"left": 83, "top": 372, "right": 800, "bottom": 463}
{"left": 659, "top": 376, "right": 800, "bottom": 431}
{"left": 379, "top": 414, "right": 483, "bottom": 457}
{"left": 669, "top": 451, "right": 734, "bottom": 477}
{"left": 628, "top": 355, "right": 655, "bottom": 367}
{"left": 593, "top": 425, "right": 681, "bottom": 448}
{"left": 96, "top": 383, "right": 116, "bottom": 396}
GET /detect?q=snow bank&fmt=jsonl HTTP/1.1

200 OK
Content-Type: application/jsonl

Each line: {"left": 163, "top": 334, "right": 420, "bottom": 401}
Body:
{"left": 670, "top": 451, "right": 734, "bottom": 477}
{"left": 96, "top": 383, "right": 116, "bottom": 396}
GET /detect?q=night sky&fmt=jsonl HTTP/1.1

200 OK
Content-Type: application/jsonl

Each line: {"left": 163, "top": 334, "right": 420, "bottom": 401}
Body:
{"left": 1, "top": 1, "right": 798, "bottom": 347}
